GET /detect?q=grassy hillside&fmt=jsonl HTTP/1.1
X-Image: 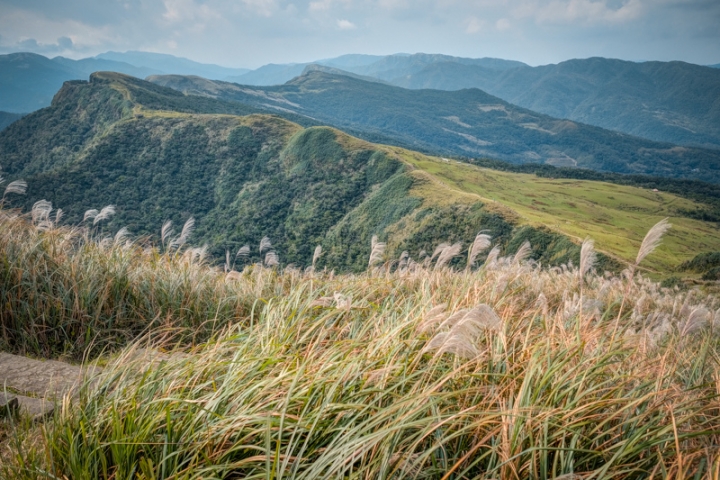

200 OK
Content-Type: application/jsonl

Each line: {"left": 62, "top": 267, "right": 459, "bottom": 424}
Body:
{"left": 390, "top": 57, "right": 720, "bottom": 150}
{"left": 149, "top": 71, "right": 720, "bottom": 183}
{"left": 2, "top": 72, "right": 719, "bottom": 275}
{"left": 2, "top": 205, "right": 720, "bottom": 478}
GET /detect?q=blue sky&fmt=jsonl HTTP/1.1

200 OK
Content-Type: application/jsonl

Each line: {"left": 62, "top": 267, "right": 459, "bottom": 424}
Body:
{"left": 0, "top": 0, "right": 718, "bottom": 68}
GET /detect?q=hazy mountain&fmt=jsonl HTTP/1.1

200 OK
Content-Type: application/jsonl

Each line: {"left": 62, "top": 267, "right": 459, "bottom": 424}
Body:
{"left": 389, "top": 58, "right": 720, "bottom": 149}
{"left": 709, "top": 64, "right": 720, "bottom": 69}
{"left": 0, "top": 52, "right": 164, "bottom": 112}
{"left": 0, "top": 112, "right": 23, "bottom": 131}
{"left": 224, "top": 53, "right": 525, "bottom": 86}
{"left": 150, "top": 71, "right": 720, "bottom": 183}
{"left": 95, "top": 51, "right": 250, "bottom": 79}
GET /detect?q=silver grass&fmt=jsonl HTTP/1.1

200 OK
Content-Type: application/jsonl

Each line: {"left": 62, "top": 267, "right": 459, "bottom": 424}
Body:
{"left": 161, "top": 220, "right": 174, "bottom": 245}
{"left": 259, "top": 236, "right": 272, "bottom": 254}
{"left": 3, "top": 179, "right": 27, "bottom": 196}
{"left": 114, "top": 227, "right": 131, "bottom": 246}
{"left": 467, "top": 233, "right": 492, "bottom": 268}
{"left": 225, "top": 250, "right": 231, "bottom": 272}
{"left": 368, "top": 235, "right": 386, "bottom": 267}
{"left": 435, "top": 242, "right": 462, "bottom": 270}
{"left": 312, "top": 245, "right": 323, "bottom": 268}
{"left": 333, "top": 292, "right": 352, "bottom": 310}
{"left": 431, "top": 242, "right": 450, "bottom": 261}
{"left": 424, "top": 331, "right": 478, "bottom": 359}
{"left": 264, "top": 250, "right": 279, "bottom": 267}
{"left": 93, "top": 205, "right": 116, "bottom": 225}
{"left": 417, "top": 303, "right": 448, "bottom": 333}
{"left": 54, "top": 208, "right": 63, "bottom": 225}
{"left": 484, "top": 245, "right": 501, "bottom": 267}
{"left": 635, "top": 218, "right": 671, "bottom": 265}
{"left": 513, "top": 240, "right": 532, "bottom": 265}
{"left": 171, "top": 217, "right": 195, "bottom": 248}
{"left": 236, "top": 245, "right": 250, "bottom": 257}
{"left": 580, "top": 238, "right": 597, "bottom": 278}
{"left": 31, "top": 200, "right": 52, "bottom": 224}
{"left": 83, "top": 209, "right": 99, "bottom": 222}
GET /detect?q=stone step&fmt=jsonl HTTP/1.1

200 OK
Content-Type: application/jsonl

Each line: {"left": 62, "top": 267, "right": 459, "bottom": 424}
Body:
{"left": 0, "top": 352, "right": 100, "bottom": 399}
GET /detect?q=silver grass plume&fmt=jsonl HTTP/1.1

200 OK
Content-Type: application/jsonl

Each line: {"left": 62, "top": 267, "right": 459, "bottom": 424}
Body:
{"left": 225, "top": 250, "right": 231, "bottom": 272}
{"left": 513, "top": 241, "right": 532, "bottom": 265}
{"left": 417, "top": 303, "right": 448, "bottom": 333}
{"left": 3, "top": 179, "right": 27, "bottom": 197}
{"left": 54, "top": 208, "right": 63, "bottom": 225}
{"left": 236, "top": 245, "right": 250, "bottom": 258}
{"left": 312, "top": 245, "right": 323, "bottom": 268}
{"left": 259, "top": 236, "right": 273, "bottom": 254}
{"left": 435, "top": 242, "right": 462, "bottom": 270}
{"left": 83, "top": 209, "right": 99, "bottom": 222}
{"left": 467, "top": 233, "right": 492, "bottom": 269}
{"left": 31, "top": 200, "right": 52, "bottom": 224}
{"left": 161, "top": 220, "right": 174, "bottom": 245}
{"left": 264, "top": 251, "right": 279, "bottom": 267}
{"left": 114, "top": 227, "right": 131, "bottom": 246}
{"left": 93, "top": 205, "right": 116, "bottom": 225}
{"left": 636, "top": 218, "right": 671, "bottom": 266}
{"left": 171, "top": 217, "right": 195, "bottom": 248}
{"left": 484, "top": 245, "right": 501, "bottom": 268}
{"left": 368, "top": 235, "right": 386, "bottom": 268}
{"left": 579, "top": 238, "right": 597, "bottom": 279}
{"left": 431, "top": 242, "right": 450, "bottom": 261}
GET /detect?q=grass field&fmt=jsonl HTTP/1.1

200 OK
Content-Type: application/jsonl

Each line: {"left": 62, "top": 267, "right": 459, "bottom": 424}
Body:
{"left": 393, "top": 150, "right": 720, "bottom": 274}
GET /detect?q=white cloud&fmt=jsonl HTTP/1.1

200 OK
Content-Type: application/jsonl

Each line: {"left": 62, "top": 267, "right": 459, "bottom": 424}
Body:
{"left": 513, "top": 0, "right": 644, "bottom": 24}
{"left": 465, "top": 16, "right": 486, "bottom": 33}
{"left": 337, "top": 18, "right": 357, "bottom": 29}
{"left": 496, "top": 18, "right": 511, "bottom": 30}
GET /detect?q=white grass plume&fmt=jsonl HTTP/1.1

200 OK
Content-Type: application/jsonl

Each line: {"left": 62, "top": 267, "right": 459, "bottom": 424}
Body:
{"left": 431, "top": 242, "right": 450, "bottom": 261}
{"left": 435, "top": 242, "right": 462, "bottom": 270}
{"left": 264, "top": 251, "right": 279, "bottom": 267}
{"left": 54, "top": 208, "right": 63, "bottom": 225}
{"left": 93, "top": 205, "right": 116, "bottom": 225}
{"left": 161, "top": 220, "right": 174, "bottom": 245}
{"left": 83, "top": 209, "right": 99, "bottom": 222}
{"left": 636, "top": 218, "right": 671, "bottom": 266}
{"left": 513, "top": 241, "right": 532, "bottom": 265}
{"left": 236, "top": 245, "right": 250, "bottom": 258}
{"left": 3, "top": 179, "right": 27, "bottom": 197}
{"left": 484, "top": 245, "right": 501, "bottom": 268}
{"left": 368, "top": 235, "right": 386, "bottom": 268}
{"left": 259, "top": 236, "right": 272, "bottom": 254}
{"left": 312, "top": 245, "right": 323, "bottom": 268}
{"left": 467, "top": 233, "right": 492, "bottom": 269}
{"left": 171, "top": 217, "right": 195, "bottom": 248}
{"left": 580, "top": 237, "right": 597, "bottom": 278}
{"left": 31, "top": 200, "right": 52, "bottom": 224}
{"left": 114, "top": 227, "right": 131, "bottom": 246}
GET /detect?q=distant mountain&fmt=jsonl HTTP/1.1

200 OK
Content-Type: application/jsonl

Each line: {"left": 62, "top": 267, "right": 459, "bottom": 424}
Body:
{"left": 709, "top": 64, "right": 720, "bottom": 69}
{"left": 0, "top": 111, "right": 23, "bottom": 131}
{"left": 0, "top": 52, "right": 167, "bottom": 112}
{"left": 388, "top": 58, "right": 720, "bottom": 150}
{"left": 0, "top": 51, "right": 250, "bottom": 113}
{"left": 95, "top": 51, "right": 249, "bottom": 79}
{"left": 150, "top": 71, "right": 720, "bottom": 183}
{"left": 228, "top": 53, "right": 526, "bottom": 86}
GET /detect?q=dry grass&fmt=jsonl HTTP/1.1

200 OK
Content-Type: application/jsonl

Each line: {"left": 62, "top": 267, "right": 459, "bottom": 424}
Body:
{"left": 1, "top": 202, "right": 720, "bottom": 479}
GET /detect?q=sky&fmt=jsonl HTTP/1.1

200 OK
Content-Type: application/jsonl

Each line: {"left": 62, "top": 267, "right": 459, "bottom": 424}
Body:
{"left": 0, "top": 0, "right": 718, "bottom": 68}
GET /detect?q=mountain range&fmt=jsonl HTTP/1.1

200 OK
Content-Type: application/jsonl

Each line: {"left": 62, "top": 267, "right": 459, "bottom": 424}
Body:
{"left": 1, "top": 72, "right": 719, "bottom": 275}
{"left": 2, "top": 50, "right": 719, "bottom": 152}
{"left": 149, "top": 70, "right": 720, "bottom": 183}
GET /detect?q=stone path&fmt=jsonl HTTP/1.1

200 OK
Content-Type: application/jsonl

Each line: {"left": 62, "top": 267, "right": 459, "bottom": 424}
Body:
{"left": 0, "top": 352, "right": 102, "bottom": 421}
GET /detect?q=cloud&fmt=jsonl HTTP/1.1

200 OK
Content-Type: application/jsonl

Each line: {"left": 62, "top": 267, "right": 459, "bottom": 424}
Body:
{"left": 513, "top": 0, "right": 644, "bottom": 24}
{"left": 337, "top": 18, "right": 357, "bottom": 29}
{"left": 465, "top": 16, "right": 486, "bottom": 33}
{"left": 495, "top": 18, "right": 511, "bottom": 30}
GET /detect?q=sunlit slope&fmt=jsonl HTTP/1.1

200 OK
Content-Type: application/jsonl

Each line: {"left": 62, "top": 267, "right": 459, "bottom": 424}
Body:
{"left": 392, "top": 150, "right": 720, "bottom": 273}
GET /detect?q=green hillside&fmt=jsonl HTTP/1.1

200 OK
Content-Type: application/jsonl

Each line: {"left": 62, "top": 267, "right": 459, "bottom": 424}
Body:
{"left": 2, "top": 72, "right": 719, "bottom": 274}
{"left": 149, "top": 71, "right": 720, "bottom": 183}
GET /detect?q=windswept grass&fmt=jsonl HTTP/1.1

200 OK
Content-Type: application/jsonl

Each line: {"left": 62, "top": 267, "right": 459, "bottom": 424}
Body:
{"left": 1, "top": 204, "right": 720, "bottom": 479}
